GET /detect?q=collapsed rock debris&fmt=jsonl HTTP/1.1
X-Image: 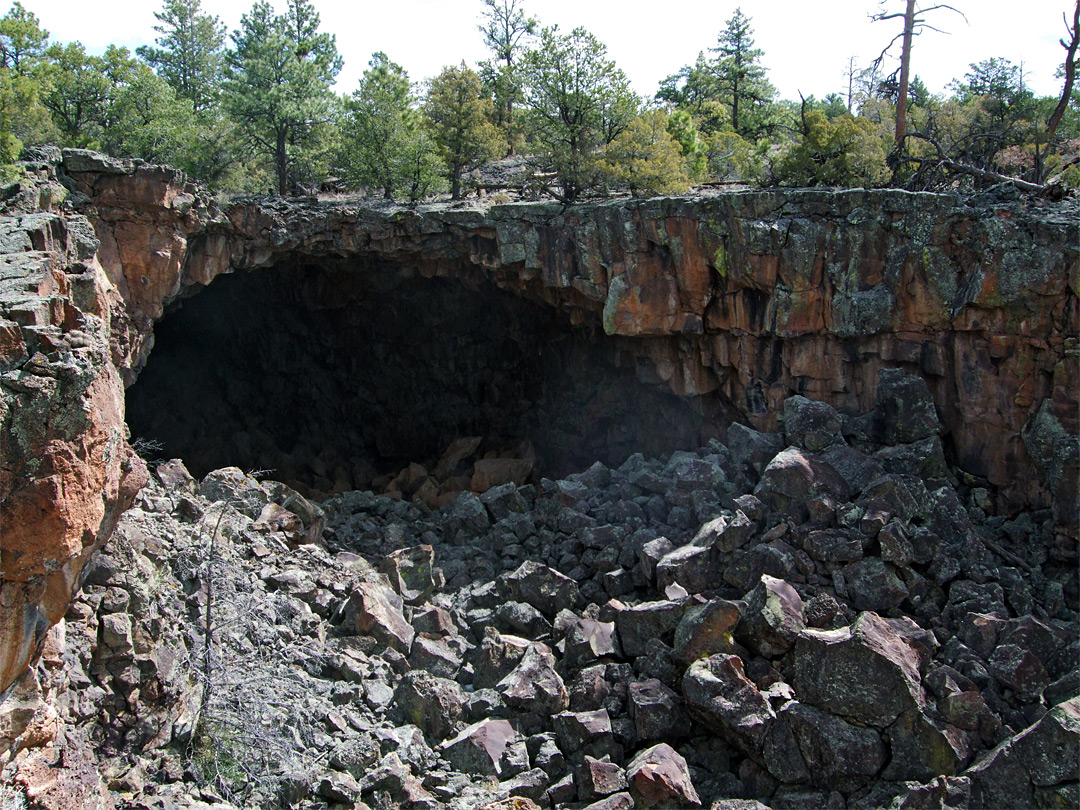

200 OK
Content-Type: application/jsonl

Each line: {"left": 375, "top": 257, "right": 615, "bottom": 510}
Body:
{"left": 3, "top": 373, "right": 1076, "bottom": 809}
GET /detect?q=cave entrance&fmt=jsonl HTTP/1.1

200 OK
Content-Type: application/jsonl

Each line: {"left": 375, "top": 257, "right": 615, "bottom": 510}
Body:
{"left": 125, "top": 260, "right": 706, "bottom": 498}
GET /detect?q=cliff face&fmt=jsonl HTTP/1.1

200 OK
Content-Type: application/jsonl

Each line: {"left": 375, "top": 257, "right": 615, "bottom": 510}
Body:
{"left": 0, "top": 151, "right": 201, "bottom": 693}
{"left": 193, "top": 185, "right": 1078, "bottom": 520}
{"left": 0, "top": 149, "right": 1077, "bottom": 697}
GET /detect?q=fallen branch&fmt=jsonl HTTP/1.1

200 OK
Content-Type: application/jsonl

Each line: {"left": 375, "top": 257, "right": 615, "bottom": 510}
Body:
{"left": 900, "top": 132, "right": 1053, "bottom": 194}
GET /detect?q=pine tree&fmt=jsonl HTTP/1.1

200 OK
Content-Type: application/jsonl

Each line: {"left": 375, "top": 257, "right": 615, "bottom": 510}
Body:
{"left": 601, "top": 110, "right": 691, "bottom": 196}
{"left": 222, "top": 0, "right": 341, "bottom": 194}
{"left": 0, "top": 2, "right": 47, "bottom": 76}
{"left": 424, "top": 63, "right": 501, "bottom": 199}
{"left": 0, "top": 3, "right": 53, "bottom": 159}
{"left": 519, "top": 26, "right": 639, "bottom": 203}
{"left": 342, "top": 52, "right": 443, "bottom": 201}
{"left": 137, "top": 0, "right": 226, "bottom": 113}
{"left": 710, "top": 8, "right": 776, "bottom": 138}
{"left": 477, "top": 0, "right": 536, "bottom": 154}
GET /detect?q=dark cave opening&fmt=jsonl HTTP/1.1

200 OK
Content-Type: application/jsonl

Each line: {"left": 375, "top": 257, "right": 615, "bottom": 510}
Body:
{"left": 125, "top": 260, "right": 707, "bottom": 497}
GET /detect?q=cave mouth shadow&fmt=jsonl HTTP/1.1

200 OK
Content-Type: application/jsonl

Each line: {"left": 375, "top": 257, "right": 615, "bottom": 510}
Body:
{"left": 125, "top": 259, "right": 707, "bottom": 498}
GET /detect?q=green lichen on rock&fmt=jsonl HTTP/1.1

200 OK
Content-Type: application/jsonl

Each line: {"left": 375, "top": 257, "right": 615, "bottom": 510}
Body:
{"left": 713, "top": 241, "right": 728, "bottom": 280}
{"left": 602, "top": 275, "right": 630, "bottom": 336}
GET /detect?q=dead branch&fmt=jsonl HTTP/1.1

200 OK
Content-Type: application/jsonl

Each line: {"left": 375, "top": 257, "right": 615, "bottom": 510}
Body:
{"left": 900, "top": 132, "right": 1051, "bottom": 193}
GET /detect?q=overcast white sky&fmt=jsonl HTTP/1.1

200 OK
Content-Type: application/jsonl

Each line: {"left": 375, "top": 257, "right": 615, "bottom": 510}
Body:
{"left": 30, "top": 0, "right": 1074, "bottom": 101}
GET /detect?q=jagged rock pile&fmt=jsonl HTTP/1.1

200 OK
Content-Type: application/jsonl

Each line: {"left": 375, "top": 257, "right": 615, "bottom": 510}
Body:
{"left": 2, "top": 368, "right": 1077, "bottom": 810}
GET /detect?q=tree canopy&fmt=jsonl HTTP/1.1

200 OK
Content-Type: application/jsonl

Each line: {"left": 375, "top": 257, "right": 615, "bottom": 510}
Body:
{"left": 137, "top": 0, "right": 225, "bottom": 113}
{"left": 341, "top": 52, "right": 444, "bottom": 201}
{"left": 519, "top": 25, "right": 639, "bottom": 202}
{"left": 424, "top": 63, "right": 502, "bottom": 199}
{"left": 223, "top": 0, "right": 341, "bottom": 194}
{"left": 0, "top": 0, "right": 1073, "bottom": 199}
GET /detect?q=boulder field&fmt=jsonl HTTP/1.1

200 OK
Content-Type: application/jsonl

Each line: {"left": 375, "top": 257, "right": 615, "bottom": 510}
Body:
{"left": 0, "top": 148, "right": 1077, "bottom": 808}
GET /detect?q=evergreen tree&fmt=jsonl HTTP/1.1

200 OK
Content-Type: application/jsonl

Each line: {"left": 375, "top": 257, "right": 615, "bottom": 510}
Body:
{"left": 101, "top": 50, "right": 200, "bottom": 166}
{"left": 0, "top": 2, "right": 47, "bottom": 75}
{"left": 223, "top": 0, "right": 341, "bottom": 194}
{"left": 41, "top": 41, "right": 199, "bottom": 166}
{"left": 0, "top": 3, "right": 53, "bottom": 160}
{"left": 665, "top": 108, "right": 708, "bottom": 180}
{"left": 424, "top": 63, "right": 501, "bottom": 199}
{"left": 137, "top": 0, "right": 225, "bottom": 113}
{"left": 775, "top": 109, "right": 889, "bottom": 186}
{"left": 477, "top": 0, "right": 536, "bottom": 154}
{"left": 657, "top": 53, "right": 719, "bottom": 118}
{"left": 342, "top": 52, "right": 443, "bottom": 201}
{"left": 709, "top": 8, "right": 776, "bottom": 138}
{"left": 601, "top": 109, "right": 691, "bottom": 196}
{"left": 42, "top": 42, "right": 110, "bottom": 147}
{"left": 519, "top": 25, "right": 639, "bottom": 203}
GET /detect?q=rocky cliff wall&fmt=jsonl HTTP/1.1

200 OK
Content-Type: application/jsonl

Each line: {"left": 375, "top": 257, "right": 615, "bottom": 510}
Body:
{"left": 185, "top": 175, "right": 1078, "bottom": 523}
{"left": 1, "top": 149, "right": 1077, "bottom": 698}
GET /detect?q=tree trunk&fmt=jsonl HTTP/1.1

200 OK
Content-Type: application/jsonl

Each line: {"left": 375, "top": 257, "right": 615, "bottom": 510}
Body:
{"left": 451, "top": 164, "right": 462, "bottom": 200}
{"left": 895, "top": 0, "right": 916, "bottom": 146}
{"left": 276, "top": 129, "right": 288, "bottom": 196}
{"left": 732, "top": 73, "right": 740, "bottom": 135}
{"left": 504, "top": 55, "right": 516, "bottom": 157}
{"left": 846, "top": 56, "right": 856, "bottom": 112}
{"left": 1040, "top": 1, "right": 1079, "bottom": 181}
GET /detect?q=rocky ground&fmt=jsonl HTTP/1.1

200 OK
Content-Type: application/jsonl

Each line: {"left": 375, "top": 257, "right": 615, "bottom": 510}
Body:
{"left": 2, "top": 367, "right": 1077, "bottom": 810}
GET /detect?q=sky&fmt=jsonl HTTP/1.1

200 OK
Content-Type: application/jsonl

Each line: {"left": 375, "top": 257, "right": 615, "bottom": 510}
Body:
{"left": 28, "top": 0, "right": 1074, "bottom": 102}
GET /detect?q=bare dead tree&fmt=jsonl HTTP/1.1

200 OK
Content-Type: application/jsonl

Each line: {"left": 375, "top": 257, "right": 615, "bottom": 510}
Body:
{"left": 200, "top": 503, "right": 228, "bottom": 713}
{"left": 1038, "top": 1, "right": 1080, "bottom": 182}
{"left": 844, "top": 55, "right": 858, "bottom": 112}
{"left": 871, "top": 0, "right": 967, "bottom": 145}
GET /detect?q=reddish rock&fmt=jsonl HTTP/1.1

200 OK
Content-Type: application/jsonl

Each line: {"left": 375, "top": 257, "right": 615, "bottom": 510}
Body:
{"left": 754, "top": 447, "right": 850, "bottom": 517}
{"left": 2, "top": 150, "right": 1076, "bottom": 709}
{"left": 343, "top": 580, "right": 416, "bottom": 653}
{"left": 471, "top": 457, "right": 533, "bottom": 492}
{"left": 626, "top": 743, "right": 701, "bottom": 808}
{"left": 497, "top": 642, "right": 569, "bottom": 716}
{"left": 578, "top": 756, "right": 627, "bottom": 801}
{"left": 440, "top": 718, "right": 518, "bottom": 775}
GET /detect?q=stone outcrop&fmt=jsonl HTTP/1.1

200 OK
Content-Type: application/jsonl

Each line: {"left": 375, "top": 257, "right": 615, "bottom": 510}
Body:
{"left": 116, "top": 170, "right": 1077, "bottom": 524}
{"left": 0, "top": 151, "right": 149, "bottom": 695}
{"left": 44, "top": 150, "right": 1079, "bottom": 520}
{"left": 1, "top": 146, "right": 1077, "bottom": 707}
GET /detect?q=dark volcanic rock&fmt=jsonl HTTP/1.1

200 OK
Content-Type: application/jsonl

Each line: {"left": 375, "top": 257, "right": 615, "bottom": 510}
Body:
{"left": 787, "top": 611, "right": 926, "bottom": 727}
{"left": 625, "top": 743, "right": 701, "bottom": 808}
{"left": 3, "top": 159, "right": 1078, "bottom": 810}
{"left": 683, "top": 654, "right": 775, "bottom": 755}
{"left": 737, "top": 575, "right": 806, "bottom": 658}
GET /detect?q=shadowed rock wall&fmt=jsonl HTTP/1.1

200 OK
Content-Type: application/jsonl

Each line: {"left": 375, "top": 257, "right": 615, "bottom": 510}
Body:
{"left": 125, "top": 261, "right": 707, "bottom": 494}
{"left": 174, "top": 187, "right": 1077, "bottom": 521}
